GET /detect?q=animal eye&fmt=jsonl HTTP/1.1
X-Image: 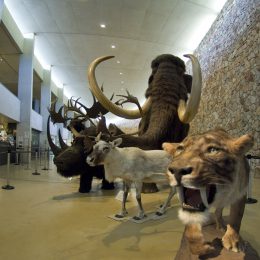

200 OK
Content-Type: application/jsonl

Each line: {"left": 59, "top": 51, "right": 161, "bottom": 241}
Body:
{"left": 207, "top": 146, "right": 220, "bottom": 153}
{"left": 103, "top": 147, "right": 109, "bottom": 152}
{"left": 176, "top": 146, "right": 184, "bottom": 153}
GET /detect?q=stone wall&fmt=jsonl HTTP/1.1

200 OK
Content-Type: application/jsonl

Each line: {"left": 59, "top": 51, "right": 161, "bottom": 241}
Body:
{"left": 188, "top": 0, "right": 259, "bottom": 158}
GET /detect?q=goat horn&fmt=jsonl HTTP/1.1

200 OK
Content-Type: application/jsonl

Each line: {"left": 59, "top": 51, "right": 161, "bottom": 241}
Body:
{"left": 58, "top": 129, "right": 69, "bottom": 149}
{"left": 47, "top": 116, "right": 62, "bottom": 156}
{"left": 69, "top": 125, "right": 85, "bottom": 138}
{"left": 177, "top": 54, "right": 202, "bottom": 123}
{"left": 95, "top": 132, "right": 102, "bottom": 142}
{"left": 88, "top": 56, "right": 151, "bottom": 119}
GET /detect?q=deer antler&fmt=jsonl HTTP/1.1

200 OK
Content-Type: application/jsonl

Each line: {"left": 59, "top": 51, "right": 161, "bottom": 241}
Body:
{"left": 116, "top": 89, "right": 143, "bottom": 116}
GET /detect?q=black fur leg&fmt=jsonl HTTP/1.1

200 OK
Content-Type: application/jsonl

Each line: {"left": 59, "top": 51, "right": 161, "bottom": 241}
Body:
{"left": 78, "top": 174, "right": 93, "bottom": 193}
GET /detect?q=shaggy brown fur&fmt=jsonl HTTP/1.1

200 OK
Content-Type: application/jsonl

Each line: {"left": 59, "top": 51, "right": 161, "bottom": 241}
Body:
{"left": 163, "top": 129, "right": 254, "bottom": 255}
{"left": 116, "top": 54, "right": 192, "bottom": 150}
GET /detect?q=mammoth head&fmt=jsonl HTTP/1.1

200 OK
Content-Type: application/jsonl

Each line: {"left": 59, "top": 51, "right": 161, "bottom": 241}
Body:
{"left": 87, "top": 54, "right": 202, "bottom": 123}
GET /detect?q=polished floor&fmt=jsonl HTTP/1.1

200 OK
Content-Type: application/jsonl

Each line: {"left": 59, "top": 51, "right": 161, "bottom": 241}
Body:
{"left": 0, "top": 158, "right": 259, "bottom": 260}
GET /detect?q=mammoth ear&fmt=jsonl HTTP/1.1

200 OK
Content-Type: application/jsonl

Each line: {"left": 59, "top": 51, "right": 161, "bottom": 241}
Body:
{"left": 162, "top": 142, "right": 179, "bottom": 155}
{"left": 232, "top": 134, "right": 254, "bottom": 154}
{"left": 184, "top": 74, "right": 192, "bottom": 93}
{"left": 111, "top": 138, "right": 122, "bottom": 148}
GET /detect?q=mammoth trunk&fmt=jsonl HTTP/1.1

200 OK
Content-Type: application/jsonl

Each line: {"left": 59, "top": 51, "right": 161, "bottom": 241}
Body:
{"left": 120, "top": 104, "right": 189, "bottom": 150}
{"left": 120, "top": 62, "right": 190, "bottom": 150}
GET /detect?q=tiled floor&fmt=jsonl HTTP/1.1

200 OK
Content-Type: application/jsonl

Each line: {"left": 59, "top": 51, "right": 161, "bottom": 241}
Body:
{"left": 0, "top": 159, "right": 259, "bottom": 260}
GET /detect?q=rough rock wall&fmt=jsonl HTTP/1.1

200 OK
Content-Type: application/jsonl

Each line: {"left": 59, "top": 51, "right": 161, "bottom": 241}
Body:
{"left": 188, "top": 0, "right": 259, "bottom": 158}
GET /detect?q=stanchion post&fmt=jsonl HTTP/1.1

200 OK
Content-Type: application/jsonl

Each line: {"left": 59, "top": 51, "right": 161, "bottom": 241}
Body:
{"left": 42, "top": 142, "right": 48, "bottom": 170}
{"left": 25, "top": 139, "right": 31, "bottom": 170}
{"left": 14, "top": 148, "right": 19, "bottom": 165}
{"left": 32, "top": 149, "right": 40, "bottom": 175}
{"left": 2, "top": 149, "right": 15, "bottom": 190}
{"left": 246, "top": 154, "right": 257, "bottom": 204}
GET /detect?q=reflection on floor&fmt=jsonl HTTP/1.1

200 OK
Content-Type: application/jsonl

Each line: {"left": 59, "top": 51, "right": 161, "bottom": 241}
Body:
{"left": 0, "top": 159, "right": 259, "bottom": 260}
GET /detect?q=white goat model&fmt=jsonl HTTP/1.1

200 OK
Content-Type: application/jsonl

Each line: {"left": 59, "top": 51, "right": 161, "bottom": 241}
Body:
{"left": 86, "top": 138, "right": 176, "bottom": 220}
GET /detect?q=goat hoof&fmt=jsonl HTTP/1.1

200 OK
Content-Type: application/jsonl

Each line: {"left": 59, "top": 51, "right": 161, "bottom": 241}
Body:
{"left": 114, "top": 214, "right": 125, "bottom": 218}
{"left": 155, "top": 212, "right": 163, "bottom": 216}
{"left": 133, "top": 215, "right": 147, "bottom": 221}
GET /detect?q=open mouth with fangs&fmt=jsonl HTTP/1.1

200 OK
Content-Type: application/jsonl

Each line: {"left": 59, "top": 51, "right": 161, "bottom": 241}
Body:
{"left": 176, "top": 184, "right": 217, "bottom": 212}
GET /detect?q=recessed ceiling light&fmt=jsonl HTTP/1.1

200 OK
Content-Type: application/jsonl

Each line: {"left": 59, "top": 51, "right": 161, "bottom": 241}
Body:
{"left": 116, "top": 60, "right": 120, "bottom": 64}
{"left": 0, "top": 57, "right": 3, "bottom": 62}
{"left": 100, "top": 24, "right": 106, "bottom": 28}
{"left": 119, "top": 72, "right": 123, "bottom": 75}
{"left": 121, "top": 81, "right": 124, "bottom": 84}
{"left": 111, "top": 45, "right": 116, "bottom": 49}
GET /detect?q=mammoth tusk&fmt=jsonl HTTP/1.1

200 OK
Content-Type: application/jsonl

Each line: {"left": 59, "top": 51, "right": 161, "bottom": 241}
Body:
{"left": 178, "top": 54, "right": 202, "bottom": 123}
{"left": 87, "top": 56, "right": 151, "bottom": 119}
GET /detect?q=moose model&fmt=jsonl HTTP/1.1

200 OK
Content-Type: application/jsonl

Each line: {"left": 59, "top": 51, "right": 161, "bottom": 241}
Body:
{"left": 47, "top": 96, "right": 114, "bottom": 193}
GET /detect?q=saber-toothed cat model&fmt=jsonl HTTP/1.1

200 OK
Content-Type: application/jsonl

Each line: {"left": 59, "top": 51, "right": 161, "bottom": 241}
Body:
{"left": 163, "top": 129, "right": 254, "bottom": 255}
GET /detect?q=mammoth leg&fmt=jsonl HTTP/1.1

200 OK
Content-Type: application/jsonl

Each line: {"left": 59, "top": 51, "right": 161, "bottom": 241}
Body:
{"left": 142, "top": 183, "right": 159, "bottom": 193}
{"left": 79, "top": 173, "right": 93, "bottom": 193}
{"left": 215, "top": 207, "right": 225, "bottom": 231}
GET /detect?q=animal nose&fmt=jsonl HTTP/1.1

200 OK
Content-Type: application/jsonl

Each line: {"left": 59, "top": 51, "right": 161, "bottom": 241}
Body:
{"left": 168, "top": 166, "right": 193, "bottom": 176}
{"left": 53, "top": 157, "right": 62, "bottom": 165}
{"left": 88, "top": 157, "right": 94, "bottom": 163}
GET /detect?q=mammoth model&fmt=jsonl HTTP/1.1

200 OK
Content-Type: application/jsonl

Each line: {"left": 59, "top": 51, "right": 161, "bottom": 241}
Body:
{"left": 48, "top": 54, "right": 202, "bottom": 193}
{"left": 87, "top": 54, "right": 202, "bottom": 192}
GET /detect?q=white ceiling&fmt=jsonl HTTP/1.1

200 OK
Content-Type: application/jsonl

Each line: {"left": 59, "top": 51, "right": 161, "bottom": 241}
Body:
{"left": 4, "top": 0, "right": 227, "bottom": 123}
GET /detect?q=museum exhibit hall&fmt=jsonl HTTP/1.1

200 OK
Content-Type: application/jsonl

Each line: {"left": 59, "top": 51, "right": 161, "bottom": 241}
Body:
{"left": 0, "top": 0, "right": 259, "bottom": 259}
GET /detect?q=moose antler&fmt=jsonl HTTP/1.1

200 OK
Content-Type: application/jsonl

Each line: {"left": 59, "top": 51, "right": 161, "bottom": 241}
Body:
{"left": 65, "top": 97, "right": 96, "bottom": 126}
{"left": 48, "top": 99, "right": 69, "bottom": 125}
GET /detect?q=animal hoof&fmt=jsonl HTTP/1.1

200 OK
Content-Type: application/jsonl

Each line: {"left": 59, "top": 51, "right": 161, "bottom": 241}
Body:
{"left": 78, "top": 188, "right": 91, "bottom": 193}
{"left": 133, "top": 215, "right": 147, "bottom": 221}
{"left": 101, "top": 182, "right": 115, "bottom": 190}
{"left": 114, "top": 214, "right": 125, "bottom": 218}
{"left": 155, "top": 212, "right": 163, "bottom": 216}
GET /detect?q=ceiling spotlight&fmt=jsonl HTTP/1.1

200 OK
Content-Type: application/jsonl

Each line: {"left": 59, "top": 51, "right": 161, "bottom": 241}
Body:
{"left": 100, "top": 24, "right": 106, "bottom": 28}
{"left": 119, "top": 72, "right": 123, "bottom": 75}
{"left": 0, "top": 57, "right": 3, "bottom": 62}
{"left": 116, "top": 60, "right": 120, "bottom": 64}
{"left": 121, "top": 81, "right": 124, "bottom": 84}
{"left": 111, "top": 45, "right": 116, "bottom": 49}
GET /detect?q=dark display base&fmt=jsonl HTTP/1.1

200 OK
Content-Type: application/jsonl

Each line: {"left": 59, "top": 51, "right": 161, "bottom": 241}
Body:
{"left": 2, "top": 184, "right": 15, "bottom": 190}
{"left": 175, "top": 223, "right": 259, "bottom": 260}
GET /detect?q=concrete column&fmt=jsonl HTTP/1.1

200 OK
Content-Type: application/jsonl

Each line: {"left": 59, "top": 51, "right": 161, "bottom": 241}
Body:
{"left": 16, "top": 36, "right": 35, "bottom": 162}
{"left": 39, "top": 69, "right": 51, "bottom": 148}
{"left": 0, "top": 0, "right": 4, "bottom": 20}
